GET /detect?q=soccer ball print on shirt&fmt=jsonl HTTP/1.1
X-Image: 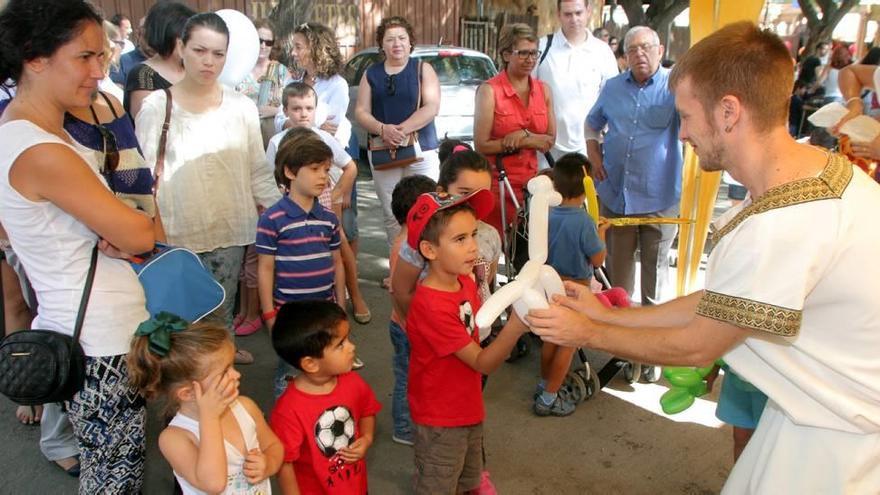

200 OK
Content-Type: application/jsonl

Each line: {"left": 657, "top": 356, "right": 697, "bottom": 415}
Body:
{"left": 314, "top": 405, "right": 356, "bottom": 457}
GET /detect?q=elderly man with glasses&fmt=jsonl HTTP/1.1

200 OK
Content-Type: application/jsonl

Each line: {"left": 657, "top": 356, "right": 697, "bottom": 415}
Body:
{"left": 586, "top": 26, "right": 682, "bottom": 306}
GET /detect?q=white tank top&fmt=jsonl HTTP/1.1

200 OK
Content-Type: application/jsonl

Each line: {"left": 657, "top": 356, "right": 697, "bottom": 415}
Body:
{"left": 0, "top": 120, "right": 148, "bottom": 356}
{"left": 168, "top": 401, "right": 272, "bottom": 495}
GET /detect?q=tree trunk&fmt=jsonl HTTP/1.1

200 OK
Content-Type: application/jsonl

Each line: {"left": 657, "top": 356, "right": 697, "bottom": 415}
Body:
{"left": 269, "top": 0, "right": 314, "bottom": 67}
{"left": 800, "top": 0, "right": 860, "bottom": 57}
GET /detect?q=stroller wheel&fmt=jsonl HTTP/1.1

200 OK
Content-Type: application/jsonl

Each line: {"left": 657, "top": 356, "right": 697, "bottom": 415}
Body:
{"left": 580, "top": 365, "right": 601, "bottom": 400}
{"left": 622, "top": 361, "right": 642, "bottom": 384}
{"left": 641, "top": 365, "right": 662, "bottom": 383}
{"left": 505, "top": 335, "right": 530, "bottom": 362}
{"left": 560, "top": 371, "right": 587, "bottom": 403}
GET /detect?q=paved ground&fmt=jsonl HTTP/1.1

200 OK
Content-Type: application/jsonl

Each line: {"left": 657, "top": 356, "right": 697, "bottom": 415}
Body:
{"left": 0, "top": 169, "right": 734, "bottom": 494}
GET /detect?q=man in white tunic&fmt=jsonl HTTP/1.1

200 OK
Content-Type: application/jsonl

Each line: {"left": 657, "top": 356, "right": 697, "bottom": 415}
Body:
{"left": 526, "top": 22, "right": 880, "bottom": 494}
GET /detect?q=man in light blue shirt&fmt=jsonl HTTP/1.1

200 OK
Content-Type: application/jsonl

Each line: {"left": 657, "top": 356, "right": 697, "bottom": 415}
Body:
{"left": 586, "top": 26, "right": 682, "bottom": 305}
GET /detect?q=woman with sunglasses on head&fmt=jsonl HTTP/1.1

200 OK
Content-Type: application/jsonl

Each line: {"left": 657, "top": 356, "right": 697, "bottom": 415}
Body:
{"left": 124, "top": 1, "right": 195, "bottom": 119}
{"left": 237, "top": 18, "right": 288, "bottom": 146}
{"left": 355, "top": 16, "right": 441, "bottom": 250}
{"left": 0, "top": 1, "right": 156, "bottom": 490}
{"left": 474, "top": 22, "right": 556, "bottom": 237}
{"left": 136, "top": 13, "right": 281, "bottom": 366}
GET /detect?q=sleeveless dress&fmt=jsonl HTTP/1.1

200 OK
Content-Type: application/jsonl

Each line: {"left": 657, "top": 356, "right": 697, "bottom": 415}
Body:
{"left": 168, "top": 401, "right": 271, "bottom": 495}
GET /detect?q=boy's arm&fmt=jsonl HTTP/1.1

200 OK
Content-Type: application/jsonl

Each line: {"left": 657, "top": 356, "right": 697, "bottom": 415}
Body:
{"left": 454, "top": 312, "right": 529, "bottom": 375}
{"left": 278, "top": 463, "right": 301, "bottom": 495}
{"left": 257, "top": 254, "right": 277, "bottom": 329}
{"left": 589, "top": 219, "right": 611, "bottom": 268}
{"left": 337, "top": 415, "right": 375, "bottom": 463}
{"left": 391, "top": 256, "right": 422, "bottom": 320}
{"left": 332, "top": 249, "right": 346, "bottom": 307}
{"left": 331, "top": 159, "right": 357, "bottom": 209}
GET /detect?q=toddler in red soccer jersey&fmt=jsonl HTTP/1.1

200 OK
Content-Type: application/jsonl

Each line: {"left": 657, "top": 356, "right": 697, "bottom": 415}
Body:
{"left": 404, "top": 190, "right": 529, "bottom": 494}
{"left": 270, "top": 300, "right": 381, "bottom": 494}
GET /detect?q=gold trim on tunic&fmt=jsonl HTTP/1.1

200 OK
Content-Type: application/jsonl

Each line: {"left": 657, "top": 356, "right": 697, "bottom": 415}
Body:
{"left": 696, "top": 290, "right": 802, "bottom": 337}
{"left": 711, "top": 153, "right": 853, "bottom": 245}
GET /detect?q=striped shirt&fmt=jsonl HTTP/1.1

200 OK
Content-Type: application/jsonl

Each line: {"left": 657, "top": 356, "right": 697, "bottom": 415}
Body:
{"left": 256, "top": 195, "right": 340, "bottom": 304}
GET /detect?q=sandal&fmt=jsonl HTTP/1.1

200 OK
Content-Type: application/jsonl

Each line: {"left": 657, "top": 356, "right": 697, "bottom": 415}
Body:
{"left": 15, "top": 404, "right": 42, "bottom": 426}
{"left": 234, "top": 317, "right": 262, "bottom": 336}
{"left": 353, "top": 309, "right": 372, "bottom": 325}
{"left": 234, "top": 349, "right": 255, "bottom": 365}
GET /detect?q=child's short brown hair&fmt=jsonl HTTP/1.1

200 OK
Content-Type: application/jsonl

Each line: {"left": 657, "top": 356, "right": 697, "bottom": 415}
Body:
{"left": 281, "top": 81, "right": 317, "bottom": 110}
{"left": 275, "top": 128, "right": 332, "bottom": 188}
{"left": 551, "top": 153, "right": 590, "bottom": 199}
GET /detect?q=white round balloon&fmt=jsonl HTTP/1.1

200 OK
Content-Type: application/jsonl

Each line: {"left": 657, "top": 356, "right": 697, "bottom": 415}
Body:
{"left": 216, "top": 9, "right": 259, "bottom": 87}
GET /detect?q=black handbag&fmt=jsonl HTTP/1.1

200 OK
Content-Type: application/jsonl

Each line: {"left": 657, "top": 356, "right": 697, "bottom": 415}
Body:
{"left": 0, "top": 245, "right": 98, "bottom": 405}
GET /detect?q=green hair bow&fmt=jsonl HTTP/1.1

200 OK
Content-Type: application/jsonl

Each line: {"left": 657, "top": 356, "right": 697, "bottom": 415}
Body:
{"left": 135, "top": 312, "right": 190, "bottom": 357}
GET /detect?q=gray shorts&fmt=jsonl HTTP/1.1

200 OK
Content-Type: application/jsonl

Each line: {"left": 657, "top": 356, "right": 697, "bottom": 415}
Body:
{"left": 413, "top": 422, "right": 483, "bottom": 494}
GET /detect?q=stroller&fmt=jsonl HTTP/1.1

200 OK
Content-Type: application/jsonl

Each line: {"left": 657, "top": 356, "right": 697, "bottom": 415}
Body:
{"left": 492, "top": 152, "right": 661, "bottom": 405}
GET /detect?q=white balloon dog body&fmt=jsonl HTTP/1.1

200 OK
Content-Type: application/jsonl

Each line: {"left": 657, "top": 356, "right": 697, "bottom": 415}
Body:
{"left": 475, "top": 175, "right": 565, "bottom": 330}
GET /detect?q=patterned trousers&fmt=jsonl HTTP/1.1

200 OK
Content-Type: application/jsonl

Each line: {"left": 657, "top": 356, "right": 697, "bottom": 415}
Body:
{"left": 198, "top": 245, "right": 246, "bottom": 332}
{"left": 66, "top": 354, "right": 146, "bottom": 494}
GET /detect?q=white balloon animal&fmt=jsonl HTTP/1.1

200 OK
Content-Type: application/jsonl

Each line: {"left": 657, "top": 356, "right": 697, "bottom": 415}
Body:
{"left": 475, "top": 175, "right": 565, "bottom": 330}
{"left": 216, "top": 9, "right": 260, "bottom": 87}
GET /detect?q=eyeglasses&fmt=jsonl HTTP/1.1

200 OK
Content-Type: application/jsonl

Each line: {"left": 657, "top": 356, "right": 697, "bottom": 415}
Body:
{"left": 510, "top": 49, "right": 542, "bottom": 60}
{"left": 259, "top": 38, "right": 274, "bottom": 47}
{"left": 96, "top": 124, "right": 119, "bottom": 185}
{"left": 112, "top": 40, "right": 125, "bottom": 48}
{"left": 385, "top": 74, "right": 396, "bottom": 96}
{"left": 626, "top": 43, "right": 658, "bottom": 55}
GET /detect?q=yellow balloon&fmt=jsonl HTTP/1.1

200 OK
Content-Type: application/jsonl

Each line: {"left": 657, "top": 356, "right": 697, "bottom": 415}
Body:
{"left": 583, "top": 176, "right": 599, "bottom": 224}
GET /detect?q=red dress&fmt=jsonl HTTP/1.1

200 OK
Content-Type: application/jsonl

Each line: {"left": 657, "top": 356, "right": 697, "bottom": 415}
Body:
{"left": 484, "top": 71, "right": 550, "bottom": 236}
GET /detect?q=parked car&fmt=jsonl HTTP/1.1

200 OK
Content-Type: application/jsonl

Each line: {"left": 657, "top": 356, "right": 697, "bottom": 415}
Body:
{"left": 344, "top": 45, "right": 497, "bottom": 153}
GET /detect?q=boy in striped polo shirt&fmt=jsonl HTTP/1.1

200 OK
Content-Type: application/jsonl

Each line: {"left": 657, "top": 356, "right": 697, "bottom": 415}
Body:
{"left": 257, "top": 132, "right": 346, "bottom": 397}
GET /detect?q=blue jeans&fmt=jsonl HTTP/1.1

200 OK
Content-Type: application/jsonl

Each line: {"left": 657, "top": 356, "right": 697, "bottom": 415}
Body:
{"left": 274, "top": 358, "right": 297, "bottom": 400}
{"left": 389, "top": 320, "right": 413, "bottom": 440}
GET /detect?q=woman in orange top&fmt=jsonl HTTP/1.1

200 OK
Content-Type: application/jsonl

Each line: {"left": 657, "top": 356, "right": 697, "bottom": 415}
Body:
{"left": 474, "top": 23, "right": 556, "bottom": 237}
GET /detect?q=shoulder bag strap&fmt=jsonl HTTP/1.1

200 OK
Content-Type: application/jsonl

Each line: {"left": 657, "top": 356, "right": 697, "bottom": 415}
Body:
{"left": 538, "top": 33, "right": 553, "bottom": 66}
{"left": 153, "top": 88, "right": 172, "bottom": 195}
{"left": 70, "top": 245, "right": 99, "bottom": 346}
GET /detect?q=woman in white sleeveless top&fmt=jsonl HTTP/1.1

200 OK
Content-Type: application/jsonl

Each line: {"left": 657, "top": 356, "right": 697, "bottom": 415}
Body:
{"left": 0, "top": 1, "right": 154, "bottom": 492}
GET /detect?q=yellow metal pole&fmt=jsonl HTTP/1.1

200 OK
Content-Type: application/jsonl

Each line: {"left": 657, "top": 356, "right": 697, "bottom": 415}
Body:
{"left": 676, "top": 0, "right": 765, "bottom": 296}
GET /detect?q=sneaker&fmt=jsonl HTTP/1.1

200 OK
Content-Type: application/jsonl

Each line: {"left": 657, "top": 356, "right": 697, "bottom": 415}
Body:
{"left": 533, "top": 382, "right": 545, "bottom": 401}
{"left": 391, "top": 434, "right": 414, "bottom": 446}
{"left": 533, "top": 395, "right": 577, "bottom": 417}
{"left": 352, "top": 357, "right": 365, "bottom": 370}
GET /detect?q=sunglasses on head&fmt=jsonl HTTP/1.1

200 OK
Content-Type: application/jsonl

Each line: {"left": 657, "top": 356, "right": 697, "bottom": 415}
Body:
{"left": 259, "top": 38, "right": 274, "bottom": 47}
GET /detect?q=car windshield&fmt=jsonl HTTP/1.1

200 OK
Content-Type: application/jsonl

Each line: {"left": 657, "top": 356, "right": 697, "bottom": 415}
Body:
{"left": 345, "top": 51, "right": 495, "bottom": 86}
{"left": 418, "top": 53, "right": 495, "bottom": 85}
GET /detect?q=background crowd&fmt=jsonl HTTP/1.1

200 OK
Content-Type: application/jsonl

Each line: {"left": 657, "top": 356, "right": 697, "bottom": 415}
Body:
{"left": 1, "top": 0, "right": 879, "bottom": 493}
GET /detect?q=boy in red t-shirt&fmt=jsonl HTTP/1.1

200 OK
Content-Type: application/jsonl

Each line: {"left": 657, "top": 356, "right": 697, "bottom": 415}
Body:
{"left": 404, "top": 190, "right": 529, "bottom": 493}
{"left": 270, "top": 300, "right": 381, "bottom": 494}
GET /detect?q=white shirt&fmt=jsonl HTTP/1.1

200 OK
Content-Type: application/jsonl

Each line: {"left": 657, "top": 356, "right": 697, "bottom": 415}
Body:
{"left": 274, "top": 74, "right": 352, "bottom": 146}
{"left": 136, "top": 87, "right": 281, "bottom": 252}
{"left": 534, "top": 29, "right": 618, "bottom": 155}
{"left": 0, "top": 121, "right": 148, "bottom": 356}
{"left": 169, "top": 401, "right": 271, "bottom": 494}
{"left": 696, "top": 154, "right": 880, "bottom": 492}
{"left": 265, "top": 126, "right": 352, "bottom": 186}
{"left": 99, "top": 76, "right": 124, "bottom": 102}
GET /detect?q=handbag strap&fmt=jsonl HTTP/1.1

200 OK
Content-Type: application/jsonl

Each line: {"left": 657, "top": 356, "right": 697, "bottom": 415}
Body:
{"left": 153, "top": 88, "right": 172, "bottom": 194}
{"left": 70, "top": 245, "right": 99, "bottom": 346}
